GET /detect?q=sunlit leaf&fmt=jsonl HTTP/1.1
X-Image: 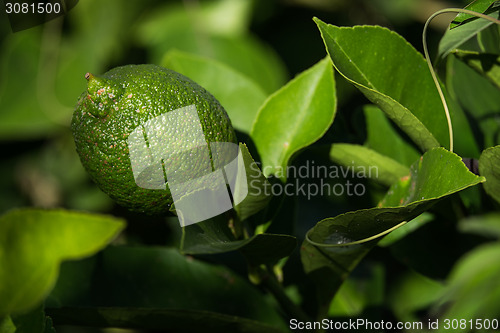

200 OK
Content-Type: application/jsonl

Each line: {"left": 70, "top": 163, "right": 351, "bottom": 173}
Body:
{"left": 251, "top": 58, "right": 336, "bottom": 181}
{"left": 0, "top": 208, "right": 125, "bottom": 316}
{"left": 315, "top": 19, "right": 448, "bottom": 151}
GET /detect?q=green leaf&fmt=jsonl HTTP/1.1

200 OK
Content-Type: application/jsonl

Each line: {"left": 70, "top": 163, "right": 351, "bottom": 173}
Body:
{"left": 315, "top": 19, "right": 448, "bottom": 151}
{"left": 301, "top": 148, "right": 483, "bottom": 312}
{"left": 450, "top": 0, "right": 498, "bottom": 28}
{"left": 233, "top": 144, "right": 272, "bottom": 222}
{"left": 435, "top": 243, "right": 500, "bottom": 320}
{"left": 251, "top": 57, "right": 336, "bottom": 181}
{"left": 47, "top": 246, "right": 286, "bottom": 329}
{"left": 162, "top": 50, "right": 268, "bottom": 134}
{"left": 181, "top": 216, "right": 296, "bottom": 265}
{"left": 329, "top": 143, "right": 409, "bottom": 187}
{"left": 47, "top": 307, "right": 284, "bottom": 333}
{"left": 453, "top": 51, "right": 500, "bottom": 90}
{"left": 479, "top": 145, "right": 500, "bottom": 203}
{"left": 458, "top": 213, "right": 500, "bottom": 238}
{"left": 364, "top": 105, "right": 421, "bottom": 167}
{"left": 439, "top": 9, "right": 500, "bottom": 61}
{"left": 446, "top": 55, "right": 500, "bottom": 149}
{"left": 0, "top": 208, "right": 125, "bottom": 316}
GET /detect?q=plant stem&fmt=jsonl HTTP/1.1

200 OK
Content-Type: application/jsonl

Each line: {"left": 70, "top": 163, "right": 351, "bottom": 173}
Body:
{"left": 257, "top": 266, "right": 311, "bottom": 324}
{"left": 422, "top": 8, "right": 500, "bottom": 153}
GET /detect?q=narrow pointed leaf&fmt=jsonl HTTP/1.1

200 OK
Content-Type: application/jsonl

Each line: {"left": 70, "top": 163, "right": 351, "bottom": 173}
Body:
{"left": 0, "top": 208, "right": 125, "bottom": 316}
{"left": 450, "top": 0, "right": 498, "bottom": 28}
{"left": 329, "top": 143, "right": 409, "bottom": 187}
{"left": 479, "top": 145, "right": 500, "bottom": 203}
{"left": 315, "top": 18, "right": 448, "bottom": 151}
{"left": 163, "top": 50, "right": 268, "bottom": 133}
{"left": 251, "top": 58, "right": 336, "bottom": 181}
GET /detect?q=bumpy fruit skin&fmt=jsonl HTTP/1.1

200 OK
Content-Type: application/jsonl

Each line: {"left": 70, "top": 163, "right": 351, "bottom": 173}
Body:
{"left": 72, "top": 64, "right": 237, "bottom": 215}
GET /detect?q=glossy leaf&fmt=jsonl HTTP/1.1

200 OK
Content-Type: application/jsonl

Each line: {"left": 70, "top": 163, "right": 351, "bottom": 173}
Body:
{"left": 0, "top": 208, "right": 125, "bottom": 316}
{"left": 329, "top": 143, "right": 409, "bottom": 187}
{"left": 162, "top": 50, "right": 268, "bottom": 133}
{"left": 479, "top": 145, "right": 500, "bottom": 203}
{"left": 450, "top": 0, "right": 498, "bottom": 28}
{"left": 364, "top": 105, "right": 421, "bottom": 167}
{"left": 454, "top": 51, "right": 500, "bottom": 90}
{"left": 315, "top": 19, "right": 448, "bottom": 151}
{"left": 251, "top": 58, "right": 336, "bottom": 181}
{"left": 47, "top": 246, "right": 286, "bottom": 329}
{"left": 301, "top": 148, "right": 484, "bottom": 310}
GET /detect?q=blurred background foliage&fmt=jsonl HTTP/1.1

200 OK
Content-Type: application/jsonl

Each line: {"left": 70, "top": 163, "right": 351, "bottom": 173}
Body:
{"left": 0, "top": 0, "right": 499, "bottom": 331}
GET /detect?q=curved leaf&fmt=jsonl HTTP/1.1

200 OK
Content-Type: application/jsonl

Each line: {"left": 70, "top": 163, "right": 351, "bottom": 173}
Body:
{"left": 450, "top": 0, "right": 498, "bottom": 28}
{"left": 0, "top": 208, "right": 125, "bottom": 316}
{"left": 479, "top": 145, "right": 500, "bottom": 203}
{"left": 251, "top": 57, "right": 336, "bottom": 181}
{"left": 162, "top": 51, "right": 268, "bottom": 133}
{"left": 301, "top": 148, "right": 484, "bottom": 310}
{"left": 454, "top": 51, "right": 500, "bottom": 90}
{"left": 315, "top": 19, "right": 448, "bottom": 151}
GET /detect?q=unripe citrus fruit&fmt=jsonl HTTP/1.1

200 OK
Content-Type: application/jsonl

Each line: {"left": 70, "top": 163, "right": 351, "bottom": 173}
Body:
{"left": 71, "top": 64, "right": 237, "bottom": 215}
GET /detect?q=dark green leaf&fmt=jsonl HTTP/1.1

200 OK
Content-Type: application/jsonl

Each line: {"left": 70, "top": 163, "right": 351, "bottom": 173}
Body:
{"left": 162, "top": 50, "right": 268, "bottom": 133}
{"left": 251, "top": 58, "right": 336, "bottom": 181}
{"left": 47, "top": 307, "right": 285, "bottom": 333}
{"left": 329, "top": 143, "right": 409, "bottom": 187}
{"left": 301, "top": 148, "right": 483, "bottom": 311}
{"left": 378, "top": 213, "right": 434, "bottom": 247}
{"left": 47, "top": 246, "right": 286, "bottom": 329}
{"left": 0, "top": 208, "right": 125, "bottom": 316}
{"left": 315, "top": 19, "right": 448, "bottom": 151}
{"left": 479, "top": 145, "right": 500, "bottom": 203}
{"left": 181, "top": 216, "right": 296, "bottom": 265}
{"left": 364, "top": 105, "right": 421, "bottom": 167}
{"left": 446, "top": 55, "right": 500, "bottom": 149}
{"left": 454, "top": 51, "right": 500, "bottom": 90}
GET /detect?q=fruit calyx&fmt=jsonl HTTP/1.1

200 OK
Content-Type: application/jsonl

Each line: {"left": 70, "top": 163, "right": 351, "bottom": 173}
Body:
{"left": 84, "top": 72, "right": 123, "bottom": 118}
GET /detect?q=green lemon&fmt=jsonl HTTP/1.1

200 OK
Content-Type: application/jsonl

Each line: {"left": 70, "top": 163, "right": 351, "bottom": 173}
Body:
{"left": 71, "top": 64, "right": 237, "bottom": 215}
